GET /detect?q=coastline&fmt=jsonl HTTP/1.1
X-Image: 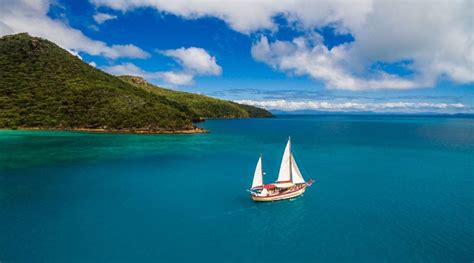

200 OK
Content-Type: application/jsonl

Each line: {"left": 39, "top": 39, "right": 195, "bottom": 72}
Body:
{"left": 0, "top": 126, "right": 208, "bottom": 135}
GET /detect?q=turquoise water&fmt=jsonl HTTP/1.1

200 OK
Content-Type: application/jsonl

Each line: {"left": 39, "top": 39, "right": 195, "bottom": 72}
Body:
{"left": 1, "top": 115, "right": 473, "bottom": 262}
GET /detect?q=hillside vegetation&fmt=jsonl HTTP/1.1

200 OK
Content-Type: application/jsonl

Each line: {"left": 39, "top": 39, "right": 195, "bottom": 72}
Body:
{"left": 119, "top": 75, "right": 272, "bottom": 119}
{"left": 0, "top": 33, "right": 271, "bottom": 133}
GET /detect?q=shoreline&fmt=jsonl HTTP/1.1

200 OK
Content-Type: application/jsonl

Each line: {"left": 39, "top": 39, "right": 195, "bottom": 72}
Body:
{"left": 0, "top": 127, "right": 209, "bottom": 135}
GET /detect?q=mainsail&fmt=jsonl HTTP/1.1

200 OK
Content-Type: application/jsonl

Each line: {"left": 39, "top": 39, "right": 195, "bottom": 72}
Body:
{"left": 276, "top": 138, "right": 292, "bottom": 182}
{"left": 277, "top": 137, "right": 306, "bottom": 184}
{"left": 251, "top": 156, "right": 263, "bottom": 189}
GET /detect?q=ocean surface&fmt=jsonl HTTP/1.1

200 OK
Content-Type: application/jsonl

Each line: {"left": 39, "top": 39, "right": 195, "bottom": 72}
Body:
{"left": 1, "top": 115, "right": 473, "bottom": 262}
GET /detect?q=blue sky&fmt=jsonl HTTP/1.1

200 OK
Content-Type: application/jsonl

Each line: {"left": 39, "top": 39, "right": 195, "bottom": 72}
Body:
{"left": 1, "top": 0, "right": 473, "bottom": 113}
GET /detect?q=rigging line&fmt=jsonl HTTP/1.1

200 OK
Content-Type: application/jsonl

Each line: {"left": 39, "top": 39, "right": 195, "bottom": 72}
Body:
{"left": 291, "top": 144, "right": 312, "bottom": 178}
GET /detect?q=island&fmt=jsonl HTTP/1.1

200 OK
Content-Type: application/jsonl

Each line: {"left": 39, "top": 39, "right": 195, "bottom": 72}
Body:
{"left": 0, "top": 33, "right": 272, "bottom": 134}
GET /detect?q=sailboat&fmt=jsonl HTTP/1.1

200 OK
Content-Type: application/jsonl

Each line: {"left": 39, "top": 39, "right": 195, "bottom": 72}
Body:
{"left": 249, "top": 137, "right": 314, "bottom": 202}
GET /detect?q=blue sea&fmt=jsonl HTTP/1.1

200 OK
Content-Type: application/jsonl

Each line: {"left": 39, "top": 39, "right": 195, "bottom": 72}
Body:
{"left": 1, "top": 115, "right": 473, "bottom": 262}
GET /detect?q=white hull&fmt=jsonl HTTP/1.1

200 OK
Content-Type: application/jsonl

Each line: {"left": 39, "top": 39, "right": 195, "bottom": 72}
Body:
{"left": 251, "top": 184, "right": 307, "bottom": 202}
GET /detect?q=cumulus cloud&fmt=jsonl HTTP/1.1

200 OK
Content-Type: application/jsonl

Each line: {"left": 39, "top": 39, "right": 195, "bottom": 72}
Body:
{"left": 235, "top": 100, "right": 469, "bottom": 113}
{"left": 102, "top": 62, "right": 146, "bottom": 77}
{"left": 251, "top": 35, "right": 424, "bottom": 90}
{"left": 0, "top": 0, "right": 149, "bottom": 59}
{"left": 91, "top": 0, "right": 373, "bottom": 34}
{"left": 92, "top": 0, "right": 474, "bottom": 90}
{"left": 102, "top": 62, "right": 195, "bottom": 86}
{"left": 160, "top": 47, "right": 222, "bottom": 75}
{"left": 66, "top": 48, "right": 83, "bottom": 60}
{"left": 103, "top": 47, "right": 222, "bottom": 85}
{"left": 93, "top": 12, "right": 117, "bottom": 24}
{"left": 103, "top": 46, "right": 221, "bottom": 86}
{"left": 157, "top": 71, "right": 194, "bottom": 85}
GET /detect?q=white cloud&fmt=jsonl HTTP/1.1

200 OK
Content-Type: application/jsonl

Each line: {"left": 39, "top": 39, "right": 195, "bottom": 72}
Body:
{"left": 103, "top": 45, "right": 221, "bottom": 86}
{"left": 93, "top": 12, "right": 117, "bottom": 24}
{"left": 160, "top": 47, "right": 222, "bottom": 75}
{"left": 102, "top": 62, "right": 194, "bottom": 86}
{"left": 66, "top": 48, "right": 83, "bottom": 60}
{"left": 91, "top": 0, "right": 373, "bottom": 34}
{"left": 0, "top": 0, "right": 149, "bottom": 59}
{"left": 235, "top": 100, "right": 469, "bottom": 113}
{"left": 108, "top": 44, "right": 149, "bottom": 59}
{"left": 103, "top": 47, "right": 223, "bottom": 85}
{"left": 157, "top": 71, "right": 194, "bottom": 85}
{"left": 251, "top": 35, "right": 424, "bottom": 90}
{"left": 102, "top": 62, "right": 148, "bottom": 77}
{"left": 92, "top": 0, "right": 474, "bottom": 90}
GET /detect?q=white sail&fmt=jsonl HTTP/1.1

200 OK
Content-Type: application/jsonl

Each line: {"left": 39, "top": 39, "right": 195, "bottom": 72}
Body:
{"left": 277, "top": 138, "right": 292, "bottom": 182}
{"left": 291, "top": 154, "right": 305, "bottom": 184}
{"left": 251, "top": 156, "right": 263, "bottom": 189}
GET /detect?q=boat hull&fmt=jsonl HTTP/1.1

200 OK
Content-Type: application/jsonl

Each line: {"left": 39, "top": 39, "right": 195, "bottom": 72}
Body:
{"left": 251, "top": 184, "right": 307, "bottom": 202}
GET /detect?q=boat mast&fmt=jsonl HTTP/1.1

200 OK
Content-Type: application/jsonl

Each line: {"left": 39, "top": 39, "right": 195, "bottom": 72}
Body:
{"left": 289, "top": 136, "right": 292, "bottom": 182}
{"left": 260, "top": 153, "right": 263, "bottom": 185}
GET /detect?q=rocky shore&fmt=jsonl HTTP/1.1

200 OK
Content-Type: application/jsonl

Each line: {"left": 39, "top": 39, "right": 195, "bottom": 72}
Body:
{"left": 2, "top": 127, "right": 208, "bottom": 134}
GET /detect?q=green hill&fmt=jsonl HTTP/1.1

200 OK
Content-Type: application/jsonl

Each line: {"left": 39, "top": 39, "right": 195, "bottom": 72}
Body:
{"left": 0, "top": 33, "right": 272, "bottom": 133}
{"left": 119, "top": 75, "right": 272, "bottom": 119}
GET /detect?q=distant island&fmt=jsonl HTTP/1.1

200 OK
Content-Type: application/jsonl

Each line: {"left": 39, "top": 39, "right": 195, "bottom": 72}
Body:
{"left": 0, "top": 33, "right": 272, "bottom": 134}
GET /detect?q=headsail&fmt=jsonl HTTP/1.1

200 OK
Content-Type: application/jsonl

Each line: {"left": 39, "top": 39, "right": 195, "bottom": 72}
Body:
{"left": 290, "top": 153, "right": 305, "bottom": 184}
{"left": 277, "top": 138, "right": 292, "bottom": 182}
{"left": 251, "top": 156, "right": 263, "bottom": 189}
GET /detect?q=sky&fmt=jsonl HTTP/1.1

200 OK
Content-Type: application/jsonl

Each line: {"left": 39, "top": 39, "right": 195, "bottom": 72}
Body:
{"left": 1, "top": 0, "right": 473, "bottom": 113}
